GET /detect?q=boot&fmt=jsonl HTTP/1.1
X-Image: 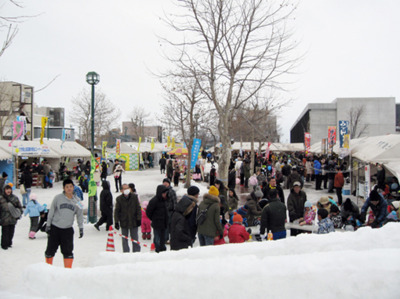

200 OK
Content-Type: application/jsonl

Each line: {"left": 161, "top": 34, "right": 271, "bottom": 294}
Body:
{"left": 29, "top": 231, "right": 36, "bottom": 239}
{"left": 45, "top": 257, "right": 53, "bottom": 265}
{"left": 94, "top": 223, "right": 100, "bottom": 231}
{"left": 142, "top": 233, "right": 146, "bottom": 240}
{"left": 64, "top": 258, "right": 73, "bottom": 268}
{"left": 147, "top": 233, "right": 151, "bottom": 240}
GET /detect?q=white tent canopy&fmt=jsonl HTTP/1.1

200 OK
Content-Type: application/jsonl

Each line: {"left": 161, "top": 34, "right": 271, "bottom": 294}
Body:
{"left": 207, "top": 142, "right": 305, "bottom": 153}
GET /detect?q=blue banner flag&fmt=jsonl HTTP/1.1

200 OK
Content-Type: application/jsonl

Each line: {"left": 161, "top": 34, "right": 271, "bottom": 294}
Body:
{"left": 190, "top": 138, "right": 202, "bottom": 170}
{"left": 338, "top": 120, "right": 349, "bottom": 148}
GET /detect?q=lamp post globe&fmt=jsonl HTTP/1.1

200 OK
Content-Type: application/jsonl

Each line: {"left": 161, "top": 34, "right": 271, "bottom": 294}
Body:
{"left": 86, "top": 72, "right": 100, "bottom": 85}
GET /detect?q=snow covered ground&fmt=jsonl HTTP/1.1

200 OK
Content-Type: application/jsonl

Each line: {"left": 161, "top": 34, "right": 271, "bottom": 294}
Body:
{"left": 1, "top": 168, "right": 399, "bottom": 299}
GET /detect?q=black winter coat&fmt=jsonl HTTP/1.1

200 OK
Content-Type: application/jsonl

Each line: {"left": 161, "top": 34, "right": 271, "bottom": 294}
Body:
{"left": 287, "top": 189, "right": 307, "bottom": 221}
{"left": 260, "top": 197, "right": 287, "bottom": 234}
{"left": 146, "top": 185, "right": 169, "bottom": 229}
{"left": 170, "top": 195, "right": 197, "bottom": 250}
{"left": 114, "top": 193, "right": 141, "bottom": 228}
{"left": 100, "top": 181, "right": 113, "bottom": 213}
{"left": 21, "top": 171, "right": 33, "bottom": 189}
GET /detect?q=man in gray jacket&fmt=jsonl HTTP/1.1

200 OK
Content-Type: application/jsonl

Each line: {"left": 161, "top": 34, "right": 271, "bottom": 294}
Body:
{"left": 44, "top": 179, "right": 84, "bottom": 268}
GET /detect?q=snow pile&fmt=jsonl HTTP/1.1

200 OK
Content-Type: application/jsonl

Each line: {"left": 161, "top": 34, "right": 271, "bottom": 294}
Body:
{"left": 16, "top": 223, "right": 400, "bottom": 299}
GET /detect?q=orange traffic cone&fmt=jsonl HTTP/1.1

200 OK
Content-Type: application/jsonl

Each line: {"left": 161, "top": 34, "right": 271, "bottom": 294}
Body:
{"left": 150, "top": 243, "right": 155, "bottom": 251}
{"left": 106, "top": 226, "right": 115, "bottom": 252}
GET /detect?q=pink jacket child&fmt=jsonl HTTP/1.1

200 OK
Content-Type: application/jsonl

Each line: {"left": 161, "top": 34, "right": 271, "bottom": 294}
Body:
{"left": 228, "top": 213, "right": 250, "bottom": 243}
{"left": 141, "top": 201, "right": 152, "bottom": 240}
{"left": 214, "top": 223, "right": 230, "bottom": 245}
{"left": 300, "top": 201, "right": 316, "bottom": 226}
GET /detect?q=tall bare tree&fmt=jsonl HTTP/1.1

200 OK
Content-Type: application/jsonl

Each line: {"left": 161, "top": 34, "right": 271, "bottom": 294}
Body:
{"left": 349, "top": 105, "right": 368, "bottom": 138}
{"left": 128, "top": 106, "right": 150, "bottom": 141}
{"left": 70, "top": 89, "right": 120, "bottom": 148}
{"left": 162, "top": 0, "right": 298, "bottom": 182}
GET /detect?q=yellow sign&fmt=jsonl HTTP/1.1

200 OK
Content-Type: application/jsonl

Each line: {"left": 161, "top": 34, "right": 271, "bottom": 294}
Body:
{"left": 151, "top": 138, "right": 155, "bottom": 150}
{"left": 40, "top": 117, "right": 48, "bottom": 145}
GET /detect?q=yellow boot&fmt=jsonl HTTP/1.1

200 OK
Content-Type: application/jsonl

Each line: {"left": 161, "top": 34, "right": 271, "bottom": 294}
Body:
{"left": 64, "top": 258, "right": 73, "bottom": 268}
{"left": 45, "top": 257, "right": 53, "bottom": 265}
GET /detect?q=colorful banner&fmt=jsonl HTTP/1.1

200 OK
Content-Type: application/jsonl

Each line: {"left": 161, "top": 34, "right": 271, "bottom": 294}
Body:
{"left": 16, "top": 115, "right": 26, "bottom": 140}
{"left": 151, "top": 138, "right": 155, "bottom": 151}
{"left": 343, "top": 134, "right": 350, "bottom": 149}
{"left": 138, "top": 137, "right": 142, "bottom": 152}
{"left": 88, "top": 154, "right": 97, "bottom": 197}
{"left": 8, "top": 121, "right": 24, "bottom": 147}
{"left": 40, "top": 117, "right": 48, "bottom": 145}
{"left": 265, "top": 142, "right": 271, "bottom": 160}
{"left": 102, "top": 141, "right": 108, "bottom": 158}
{"left": 116, "top": 139, "right": 121, "bottom": 158}
{"left": 304, "top": 133, "right": 311, "bottom": 152}
{"left": 190, "top": 138, "right": 202, "bottom": 170}
{"left": 167, "top": 136, "right": 170, "bottom": 148}
{"left": 338, "top": 120, "right": 349, "bottom": 148}
{"left": 328, "top": 126, "right": 337, "bottom": 148}
{"left": 321, "top": 138, "right": 327, "bottom": 155}
{"left": 172, "top": 137, "right": 176, "bottom": 149}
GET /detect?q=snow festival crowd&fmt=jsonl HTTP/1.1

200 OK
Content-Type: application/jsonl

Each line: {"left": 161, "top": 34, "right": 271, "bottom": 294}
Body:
{"left": 0, "top": 151, "right": 399, "bottom": 268}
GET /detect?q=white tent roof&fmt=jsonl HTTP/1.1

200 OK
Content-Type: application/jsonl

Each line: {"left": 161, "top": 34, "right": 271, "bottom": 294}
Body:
{"left": 107, "top": 142, "right": 170, "bottom": 155}
{"left": 208, "top": 142, "right": 305, "bottom": 153}
{"left": 46, "top": 140, "right": 91, "bottom": 158}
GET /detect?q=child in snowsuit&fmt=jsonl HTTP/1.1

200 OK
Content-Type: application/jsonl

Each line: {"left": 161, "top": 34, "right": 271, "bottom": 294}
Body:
{"left": 299, "top": 201, "right": 316, "bottom": 226}
{"left": 141, "top": 201, "right": 151, "bottom": 240}
{"left": 329, "top": 204, "right": 343, "bottom": 229}
{"left": 23, "top": 193, "right": 44, "bottom": 239}
{"left": 228, "top": 212, "right": 250, "bottom": 243}
{"left": 317, "top": 209, "right": 335, "bottom": 234}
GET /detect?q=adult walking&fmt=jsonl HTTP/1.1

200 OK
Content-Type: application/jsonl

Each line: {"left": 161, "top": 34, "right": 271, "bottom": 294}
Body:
{"left": 113, "top": 160, "right": 124, "bottom": 192}
{"left": 0, "top": 184, "right": 23, "bottom": 250}
{"left": 163, "top": 178, "right": 177, "bottom": 244}
{"left": 44, "top": 179, "right": 84, "bottom": 268}
{"left": 159, "top": 156, "right": 167, "bottom": 174}
{"left": 100, "top": 161, "right": 108, "bottom": 181}
{"left": 94, "top": 180, "right": 113, "bottom": 231}
{"left": 334, "top": 165, "right": 344, "bottom": 205}
{"left": 166, "top": 160, "right": 174, "bottom": 181}
{"left": 146, "top": 185, "right": 169, "bottom": 253}
{"left": 287, "top": 181, "right": 307, "bottom": 237}
{"left": 314, "top": 158, "right": 322, "bottom": 190}
{"left": 20, "top": 166, "right": 33, "bottom": 208}
{"left": 114, "top": 184, "right": 141, "bottom": 252}
{"left": 197, "top": 186, "right": 223, "bottom": 246}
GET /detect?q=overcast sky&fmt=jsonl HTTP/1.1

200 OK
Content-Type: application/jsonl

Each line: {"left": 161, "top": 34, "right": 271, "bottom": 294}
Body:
{"left": 0, "top": 0, "right": 399, "bottom": 143}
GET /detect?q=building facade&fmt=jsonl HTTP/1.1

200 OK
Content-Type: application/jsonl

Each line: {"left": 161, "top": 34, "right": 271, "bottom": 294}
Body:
{"left": 121, "top": 121, "right": 163, "bottom": 142}
{"left": 290, "top": 97, "right": 396, "bottom": 143}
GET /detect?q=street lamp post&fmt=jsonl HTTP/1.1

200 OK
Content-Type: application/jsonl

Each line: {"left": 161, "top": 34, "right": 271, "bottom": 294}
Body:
{"left": 86, "top": 72, "right": 100, "bottom": 224}
{"left": 194, "top": 113, "right": 200, "bottom": 138}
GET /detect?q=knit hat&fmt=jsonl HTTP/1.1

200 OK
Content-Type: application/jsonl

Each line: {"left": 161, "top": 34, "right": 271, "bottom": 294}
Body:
{"left": 2, "top": 172, "right": 7, "bottom": 178}
{"left": 163, "top": 178, "right": 171, "bottom": 185}
{"left": 254, "top": 186, "right": 263, "bottom": 198}
{"left": 188, "top": 186, "right": 200, "bottom": 196}
{"left": 209, "top": 186, "right": 219, "bottom": 197}
{"left": 304, "top": 201, "right": 312, "bottom": 208}
{"left": 369, "top": 190, "right": 381, "bottom": 202}
{"left": 29, "top": 193, "right": 37, "bottom": 201}
{"left": 232, "top": 212, "right": 243, "bottom": 223}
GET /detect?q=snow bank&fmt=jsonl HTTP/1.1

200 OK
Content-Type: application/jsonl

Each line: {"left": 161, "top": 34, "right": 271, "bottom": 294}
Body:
{"left": 19, "top": 223, "right": 400, "bottom": 299}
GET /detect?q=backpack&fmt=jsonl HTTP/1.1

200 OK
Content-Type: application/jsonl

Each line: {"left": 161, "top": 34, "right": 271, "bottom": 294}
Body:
{"left": 196, "top": 203, "right": 213, "bottom": 225}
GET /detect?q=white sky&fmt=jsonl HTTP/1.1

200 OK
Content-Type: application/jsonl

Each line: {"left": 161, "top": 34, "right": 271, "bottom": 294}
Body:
{"left": 0, "top": 0, "right": 399, "bottom": 143}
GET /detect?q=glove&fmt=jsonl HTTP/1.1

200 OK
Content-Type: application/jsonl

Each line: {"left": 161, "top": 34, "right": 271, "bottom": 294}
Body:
{"left": 114, "top": 222, "right": 120, "bottom": 230}
{"left": 371, "top": 221, "right": 380, "bottom": 229}
{"left": 46, "top": 226, "right": 51, "bottom": 235}
{"left": 247, "top": 228, "right": 252, "bottom": 234}
{"left": 359, "top": 212, "right": 366, "bottom": 224}
{"left": 79, "top": 228, "right": 84, "bottom": 238}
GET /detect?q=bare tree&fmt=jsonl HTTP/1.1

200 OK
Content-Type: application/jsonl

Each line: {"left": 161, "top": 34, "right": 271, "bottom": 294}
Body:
{"left": 349, "top": 105, "right": 368, "bottom": 138}
{"left": 161, "top": 0, "right": 298, "bottom": 182}
{"left": 128, "top": 106, "right": 150, "bottom": 142}
{"left": 70, "top": 89, "right": 120, "bottom": 148}
{"left": 0, "top": 82, "right": 18, "bottom": 138}
{"left": 161, "top": 75, "right": 206, "bottom": 188}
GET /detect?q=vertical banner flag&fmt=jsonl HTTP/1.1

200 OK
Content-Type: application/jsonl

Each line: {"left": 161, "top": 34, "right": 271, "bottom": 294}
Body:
{"left": 190, "top": 138, "right": 202, "bottom": 170}
{"left": 151, "top": 138, "right": 155, "bottom": 150}
{"left": 116, "top": 139, "right": 121, "bottom": 158}
{"left": 328, "top": 126, "right": 337, "bottom": 148}
{"left": 138, "top": 137, "right": 142, "bottom": 152}
{"left": 167, "top": 136, "right": 171, "bottom": 147}
{"left": 61, "top": 129, "right": 66, "bottom": 149}
{"left": 88, "top": 154, "right": 97, "bottom": 197}
{"left": 304, "top": 133, "right": 311, "bottom": 153}
{"left": 343, "top": 134, "right": 350, "bottom": 149}
{"left": 172, "top": 137, "right": 176, "bottom": 149}
{"left": 364, "top": 164, "right": 371, "bottom": 197}
{"left": 16, "top": 115, "right": 27, "bottom": 140}
{"left": 102, "top": 141, "right": 108, "bottom": 158}
{"left": 265, "top": 142, "right": 271, "bottom": 160}
{"left": 40, "top": 117, "right": 48, "bottom": 145}
{"left": 321, "top": 138, "right": 327, "bottom": 155}
{"left": 8, "top": 121, "right": 24, "bottom": 147}
{"left": 338, "top": 121, "right": 349, "bottom": 148}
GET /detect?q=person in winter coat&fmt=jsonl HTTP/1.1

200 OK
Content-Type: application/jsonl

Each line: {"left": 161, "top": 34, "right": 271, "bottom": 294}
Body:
{"left": 287, "top": 181, "right": 307, "bottom": 236}
{"left": 166, "top": 160, "right": 174, "bottom": 181}
{"left": 287, "top": 167, "right": 303, "bottom": 190}
{"left": 185, "top": 186, "right": 200, "bottom": 245}
{"left": 360, "top": 189, "right": 388, "bottom": 228}
{"left": 20, "top": 167, "right": 33, "bottom": 207}
{"left": 146, "top": 185, "right": 169, "bottom": 253}
{"left": 170, "top": 193, "right": 198, "bottom": 250}
{"left": 262, "top": 177, "right": 285, "bottom": 204}
{"left": 100, "top": 161, "right": 108, "bottom": 180}
{"left": 334, "top": 166, "right": 345, "bottom": 205}
{"left": 317, "top": 196, "right": 334, "bottom": 213}
{"left": 317, "top": 209, "right": 335, "bottom": 234}
{"left": 228, "top": 212, "right": 250, "bottom": 243}
{"left": 113, "top": 161, "right": 124, "bottom": 192}
{"left": 329, "top": 204, "right": 342, "bottom": 229}
{"left": 94, "top": 180, "right": 113, "bottom": 231}
{"left": 341, "top": 198, "right": 360, "bottom": 228}
{"left": 245, "top": 187, "right": 263, "bottom": 226}
{"left": 197, "top": 186, "right": 223, "bottom": 246}
{"left": 0, "top": 172, "right": 8, "bottom": 192}
{"left": 0, "top": 184, "right": 23, "bottom": 250}
{"left": 114, "top": 184, "right": 141, "bottom": 252}
{"left": 159, "top": 156, "right": 166, "bottom": 174}
{"left": 163, "top": 178, "right": 177, "bottom": 244}
{"left": 23, "top": 193, "right": 44, "bottom": 239}
{"left": 215, "top": 179, "right": 228, "bottom": 225}
{"left": 314, "top": 158, "right": 322, "bottom": 190}
{"left": 209, "top": 166, "right": 217, "bottom": 186}
{"left": 228, "top": 188, "right": 239, "bottom": 213}
{"left": 228, "top": 167, "right": 236, "bottom": 190}
{"left": 141, "top": 201, "right": 151, "bottom": 240}
{"left": 44, "top": 179, "right": 84, "bottom": 268}
{"left": 299, "top": 201, "right": 316, "bottom": 226}
{"left": 243, "top": 160, "right": 251, "bottom": 188}
{"left": 376, "top": 163, "right": 386, "bottom": 191}
{"left": 260, "top": 189, "right": 287, "bottom": 240}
